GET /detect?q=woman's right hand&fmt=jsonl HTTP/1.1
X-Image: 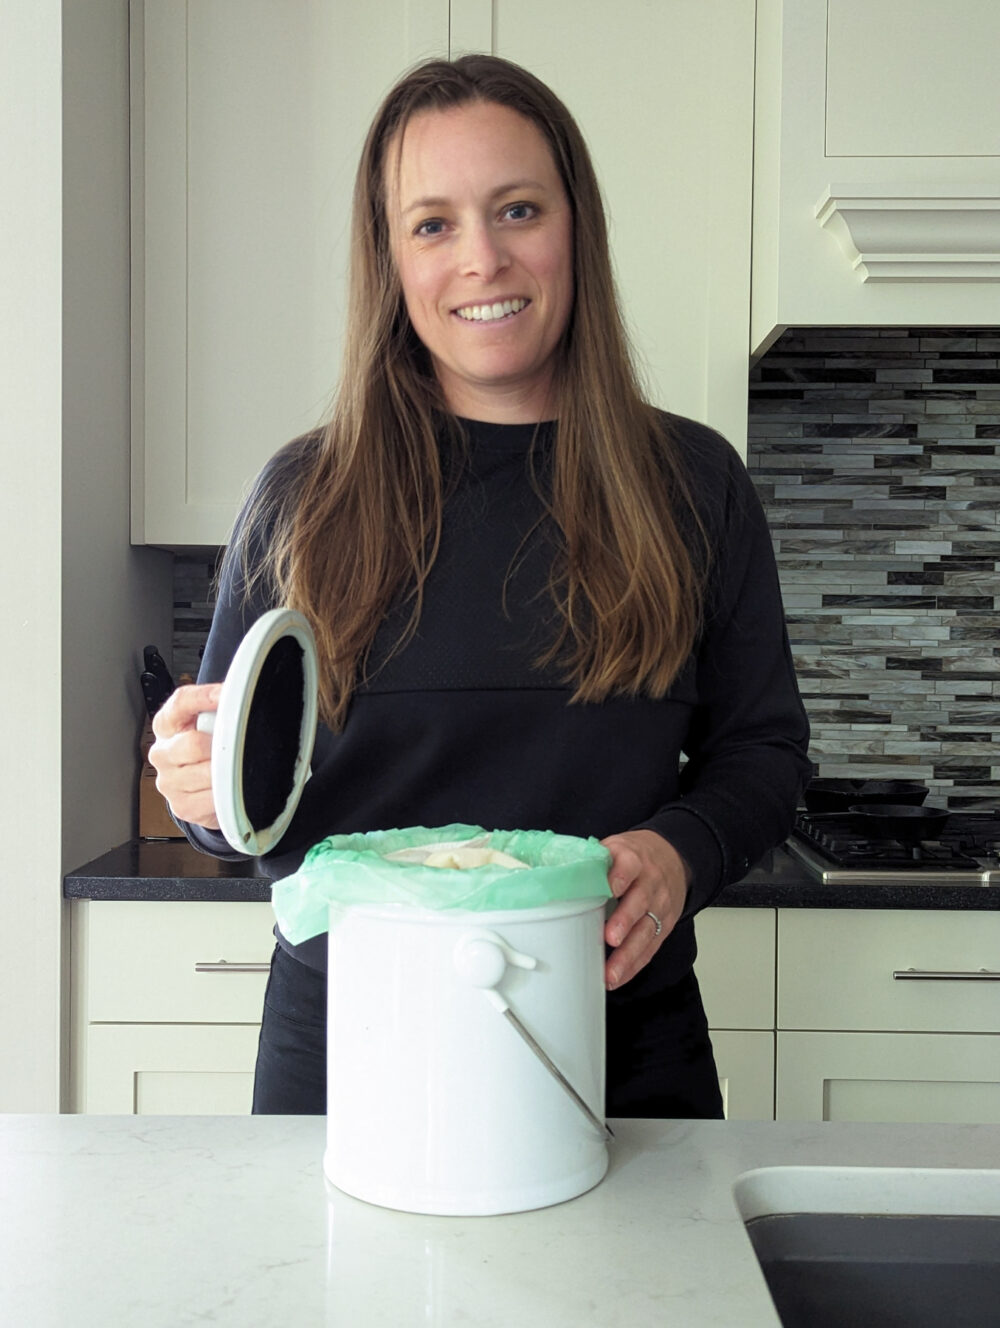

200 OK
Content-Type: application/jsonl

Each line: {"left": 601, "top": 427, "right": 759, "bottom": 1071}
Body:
{"left": 148, "top": 683, "right": 222, "bottom": 830}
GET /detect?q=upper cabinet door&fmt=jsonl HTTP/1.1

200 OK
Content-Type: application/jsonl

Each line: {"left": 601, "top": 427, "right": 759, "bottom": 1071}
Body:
{"left": 752, "top": 0, "right": 1000, "bottom": 356}
{"left": 133, "top": 0, "right": 756, "bottom": 546}
{"left": 491, "top": 0, "right": 756, "bottom": 455}
{"left": 131, "top": 0, "right": 448, "bottom": 546}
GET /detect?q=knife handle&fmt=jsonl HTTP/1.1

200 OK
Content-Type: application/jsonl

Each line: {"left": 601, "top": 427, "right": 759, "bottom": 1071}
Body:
{"left": 143, "top": 645, "right": 176, "bottom": 692}
{"left": 140, "top": 672, "right": 166, "bottom": 719}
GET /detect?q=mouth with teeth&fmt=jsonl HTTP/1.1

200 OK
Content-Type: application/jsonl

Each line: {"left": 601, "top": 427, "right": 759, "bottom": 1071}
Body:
{"left": 453, "top": 297, "right": 530, "bottom": 323}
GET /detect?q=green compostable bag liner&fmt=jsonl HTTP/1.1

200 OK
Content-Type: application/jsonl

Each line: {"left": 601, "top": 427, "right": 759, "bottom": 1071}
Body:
{"left": 271, "top": 824, "right": 612, "bottom": 946}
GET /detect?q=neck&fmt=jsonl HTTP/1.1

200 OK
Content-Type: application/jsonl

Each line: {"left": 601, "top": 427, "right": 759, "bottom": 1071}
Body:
{"left": 436, "top": 372, "right": 558, "bottom": 425}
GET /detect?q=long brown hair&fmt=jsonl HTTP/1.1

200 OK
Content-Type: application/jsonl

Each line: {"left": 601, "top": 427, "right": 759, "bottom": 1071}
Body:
{"left": 227, "top": 54, "right": 708, "bottom": 730}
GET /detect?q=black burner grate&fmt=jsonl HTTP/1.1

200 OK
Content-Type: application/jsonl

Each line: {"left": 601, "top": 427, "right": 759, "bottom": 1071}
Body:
{"left": 793, "top": 811, "right": 1000, "bottom": 871}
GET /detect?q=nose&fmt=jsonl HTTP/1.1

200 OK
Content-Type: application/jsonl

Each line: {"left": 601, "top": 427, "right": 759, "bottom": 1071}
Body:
{"left": 458, "top": 220, "right": 509, "bottom": 282}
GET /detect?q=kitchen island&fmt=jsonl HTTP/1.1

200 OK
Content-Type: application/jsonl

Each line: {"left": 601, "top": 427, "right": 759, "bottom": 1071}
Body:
{"left": 3, "top": 1113, "right": 998, "bottom": 1326}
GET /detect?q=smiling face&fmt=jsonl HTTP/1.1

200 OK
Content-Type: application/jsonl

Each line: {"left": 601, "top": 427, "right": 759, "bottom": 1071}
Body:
{"left": 385, "top": 100, "right": 574, "bottom": 422}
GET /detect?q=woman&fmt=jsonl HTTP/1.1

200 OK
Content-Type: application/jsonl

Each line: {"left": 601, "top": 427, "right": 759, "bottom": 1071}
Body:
{"left": 150, "top": 54, "right": 810, "bottom": 1118}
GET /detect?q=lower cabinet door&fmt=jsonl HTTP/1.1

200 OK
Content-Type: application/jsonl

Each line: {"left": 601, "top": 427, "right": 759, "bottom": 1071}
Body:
{"left": 711, "top": 1030, "right": 775, "bottom": 1121}
{"left": 85, "top": 1024, "right": 262, "bottom": 1114}
{"left": 695, "top": 907, "right": 776, "bottom": 1031}
{"left": 776, "top": 1031, "right": 1000, "bottom": 1124}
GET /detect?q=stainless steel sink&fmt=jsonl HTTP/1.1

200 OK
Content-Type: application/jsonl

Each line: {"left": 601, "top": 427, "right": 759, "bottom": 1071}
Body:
{"left": 733, "top": 1166, "right": 1000, "bottom": 1328}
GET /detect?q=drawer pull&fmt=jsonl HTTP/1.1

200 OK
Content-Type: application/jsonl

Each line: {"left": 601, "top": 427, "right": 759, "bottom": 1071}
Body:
{"left": 195, "top": 961, "right": 271, "bottom": 974}
{"left": 892, "top": 968, "right": 1000, "bottom": 982}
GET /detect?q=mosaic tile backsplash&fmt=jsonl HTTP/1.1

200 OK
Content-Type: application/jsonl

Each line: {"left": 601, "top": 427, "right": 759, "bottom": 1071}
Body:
{"left": 748, "top": 327, "right": 999, "bottom": 809}
{"left": 173, "top": 325, "right": 1000, "bottom": 809}
{"left": 172, "top": 553, "right": 221, "bottom": 682}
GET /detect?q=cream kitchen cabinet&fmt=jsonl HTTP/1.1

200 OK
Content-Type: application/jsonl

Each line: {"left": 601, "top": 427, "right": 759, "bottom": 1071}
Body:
{"left": 131, "top": 0, "right": 450, "bottom": 546}
{"left": 752, "top": 0, "right": 1000, "bottom": 354}
{"left": 72, "top": 897, "right": 1000, "bottom": 1121}
{"left": 71, "top": 900, "right": 275, "bottom": 1114}
{"left": 132, "top": 0, "right": 757, "bottom": 546}
{"left": 695, "top": 908, "right": 777, "bottom": 1120}
{"left": 74, "top": 898, "right": 779, "bottom": 1117}
{"left": 775, "top": 909, "right": 1000, "bottom": 1124}
{"left": 490, "top": 0, "right": 756, "bottom": 455}
{"left": 76, "top": 898, "right": 778, "bottom": 1118}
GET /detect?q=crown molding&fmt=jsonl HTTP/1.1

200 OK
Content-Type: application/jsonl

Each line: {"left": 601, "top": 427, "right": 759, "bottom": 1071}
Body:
{"left": 815, "top": 185, "right": 1000, "bottom": 282}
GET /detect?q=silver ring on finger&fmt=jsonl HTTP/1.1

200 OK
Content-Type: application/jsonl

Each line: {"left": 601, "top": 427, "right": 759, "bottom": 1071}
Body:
{"left": 645, "top": 910, "right": 662, "bottom": 937}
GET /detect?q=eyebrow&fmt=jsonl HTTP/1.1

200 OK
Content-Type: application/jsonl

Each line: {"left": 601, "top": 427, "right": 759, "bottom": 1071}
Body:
{"left": 401, "top": 180, "right": 550, "bottom": 216}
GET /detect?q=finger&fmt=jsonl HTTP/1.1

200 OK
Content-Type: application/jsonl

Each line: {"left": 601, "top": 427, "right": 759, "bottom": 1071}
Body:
{"left": 148, "top": 727, "right": 213, "bottom": 773}
{"left": 153, "top": 751, "right": 218, "bottom": 827}
{"left": 152, "top": 683, "right": 222, "bottom": 739}
{"left": 604, "top": 888, "right": 656, "bottom": 949}
{"left": 604, "top": 915, "right": 661, "bottom": 991}
{"left": 162, "top": 787, "right": 220, "bottom": 831}
{"left": 154, "top": 756, "right": 213, "bottom": 798}
{"left": 601, "top": 838, "right": 642, "bottom": 899}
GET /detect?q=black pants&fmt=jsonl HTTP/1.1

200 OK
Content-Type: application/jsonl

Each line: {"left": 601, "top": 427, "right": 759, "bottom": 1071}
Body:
{"left": 252, "top": 942, "right": 724, "bottom": 1119}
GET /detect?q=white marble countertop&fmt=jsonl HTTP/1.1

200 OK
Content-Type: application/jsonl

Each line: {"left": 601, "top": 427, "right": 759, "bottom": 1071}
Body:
{"left": 3, "top": 1114, "right": 999, "bottom": 1327}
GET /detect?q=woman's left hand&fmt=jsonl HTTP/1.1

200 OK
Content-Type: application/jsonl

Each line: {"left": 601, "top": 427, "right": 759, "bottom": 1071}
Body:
{"left": 600, "top": 829, "right": 691, "bottom": 991}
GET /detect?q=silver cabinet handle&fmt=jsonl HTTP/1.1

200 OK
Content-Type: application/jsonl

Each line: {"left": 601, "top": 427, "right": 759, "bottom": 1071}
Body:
{"left": 893, "top": 968, "right": 1000, "bottom": 981}
{"left": 195, "top": 961, "right": 272, "bottom": 973}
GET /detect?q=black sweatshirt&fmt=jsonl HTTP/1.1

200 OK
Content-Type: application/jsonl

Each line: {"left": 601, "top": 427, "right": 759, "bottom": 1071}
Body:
{"left": 182, "top": 413, "right": 811, "bottom": 995}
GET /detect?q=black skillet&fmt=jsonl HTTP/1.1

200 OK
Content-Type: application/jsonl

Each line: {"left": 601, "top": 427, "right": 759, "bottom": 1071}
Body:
{"left": 802, "top": 778, "right": 928, "bottom": 814}
{"left": 802, "top": 802, "right": 951, "bottom": 842}
{"left": 847, "top": 803, "right": 950, "bottom": 842}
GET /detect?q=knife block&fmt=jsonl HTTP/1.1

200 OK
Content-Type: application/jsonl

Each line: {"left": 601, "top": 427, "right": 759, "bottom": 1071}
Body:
{"left": 139, "top": 717, "right": 184, "bottom": 839}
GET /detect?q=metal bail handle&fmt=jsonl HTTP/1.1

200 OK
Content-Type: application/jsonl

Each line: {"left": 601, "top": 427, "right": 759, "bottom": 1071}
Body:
{"left": 452, "top": 931, "right": 614, "bottom": 1143}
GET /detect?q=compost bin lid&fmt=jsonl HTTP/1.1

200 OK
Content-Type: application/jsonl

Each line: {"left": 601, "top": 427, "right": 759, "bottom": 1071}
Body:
{"left": 201, "top": 607, "right": 318, "bottom": 856}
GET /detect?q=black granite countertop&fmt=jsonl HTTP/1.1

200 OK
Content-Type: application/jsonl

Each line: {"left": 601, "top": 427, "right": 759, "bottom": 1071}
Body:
{"left": 64, "top": 840, "right": 269, "bottom": 903}
{"left": 63, "top": 839, "right": 1000, "bottom": 910}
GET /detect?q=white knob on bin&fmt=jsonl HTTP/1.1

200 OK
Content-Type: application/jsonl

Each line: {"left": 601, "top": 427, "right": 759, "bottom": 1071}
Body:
{"left": 453, "top": 931, "right": 538, "bottom": 991}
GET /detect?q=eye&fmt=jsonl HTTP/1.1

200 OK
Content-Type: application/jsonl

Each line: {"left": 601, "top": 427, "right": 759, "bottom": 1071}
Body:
{"left": 414, "top": 217, "right": 447, "bottom": 238}
{"left": 502, "top": 201, "right": 537, "bottom": 222}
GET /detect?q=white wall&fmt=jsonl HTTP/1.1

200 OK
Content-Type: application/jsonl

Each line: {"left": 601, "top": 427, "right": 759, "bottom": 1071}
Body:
{"left": 0, "top": 0, "right": 172, "bottom": 1111}
{"left": 0, "top": 0, "right": 65, "bottom": 1113}
{"left": 62, "top": 1, "right": 172, "bottom": 867}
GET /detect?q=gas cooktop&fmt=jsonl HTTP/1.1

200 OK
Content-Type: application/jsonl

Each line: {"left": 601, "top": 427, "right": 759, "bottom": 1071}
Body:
{"left": 787, "top": 809, "right": 1000, "bottom": 887}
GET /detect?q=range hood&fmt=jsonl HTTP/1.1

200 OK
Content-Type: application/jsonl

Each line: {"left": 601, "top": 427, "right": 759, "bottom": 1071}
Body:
{"left": 816, "top": 184, "right": 1000, "bottom": 283}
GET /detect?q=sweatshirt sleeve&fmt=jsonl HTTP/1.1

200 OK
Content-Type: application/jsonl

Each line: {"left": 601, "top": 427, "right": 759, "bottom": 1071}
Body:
{"left": 632, "top": 427, "right": 812, "bottom": 916}
{"left": 173, "top": 549, "right": 259, "bottom": 862}
{"left": 172, "top": 530, "right": 262, "bottom": 862}
{"left": 173, "top": 441, "right": 303, "bottom": 862}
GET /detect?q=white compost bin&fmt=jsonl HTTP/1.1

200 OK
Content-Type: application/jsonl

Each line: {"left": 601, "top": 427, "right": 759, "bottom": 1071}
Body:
{"left": 324, "top": 895, "right": 609, "bottom": 1216}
